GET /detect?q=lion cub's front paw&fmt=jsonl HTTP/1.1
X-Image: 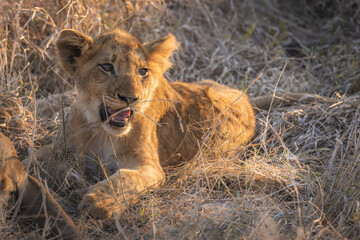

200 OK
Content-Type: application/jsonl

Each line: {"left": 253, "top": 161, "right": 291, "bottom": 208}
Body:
{"left": 79, "top": 183, "right": 124, "bottom": 219}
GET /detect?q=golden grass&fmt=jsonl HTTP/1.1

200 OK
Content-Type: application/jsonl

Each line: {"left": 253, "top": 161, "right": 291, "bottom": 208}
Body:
{"left": 0, "top": 0, "right": 359, "bottom": 239}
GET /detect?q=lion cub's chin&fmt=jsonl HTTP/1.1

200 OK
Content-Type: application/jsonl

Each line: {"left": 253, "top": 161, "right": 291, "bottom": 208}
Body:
{"left": 102, "top": 123, "right": 132, "bottom": 137}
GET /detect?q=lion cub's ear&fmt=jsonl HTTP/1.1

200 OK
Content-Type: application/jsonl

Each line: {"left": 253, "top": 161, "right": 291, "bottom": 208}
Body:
{"left": 56, "top": 29, "right": 93, "bottom": 76}
{"left": 143, "top": 34, "right": 179, "bottom": 75}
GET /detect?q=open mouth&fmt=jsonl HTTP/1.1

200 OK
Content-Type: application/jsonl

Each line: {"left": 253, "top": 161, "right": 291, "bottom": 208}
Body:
{"left": 99, "top": 103, "right": 133, "bottom": 128}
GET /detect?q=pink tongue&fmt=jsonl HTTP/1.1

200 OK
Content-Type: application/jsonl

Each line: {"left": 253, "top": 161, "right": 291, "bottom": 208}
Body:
{"left": 109, "top": 109, "right": 131, "bottom": 121}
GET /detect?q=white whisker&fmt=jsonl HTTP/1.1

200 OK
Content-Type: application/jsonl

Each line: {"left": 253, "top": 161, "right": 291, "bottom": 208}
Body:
{"left": 138, "top": 98, "right": 179, "bottom": 104}
{"left": 132, "top": 108, "right": 163, "bottom": 127}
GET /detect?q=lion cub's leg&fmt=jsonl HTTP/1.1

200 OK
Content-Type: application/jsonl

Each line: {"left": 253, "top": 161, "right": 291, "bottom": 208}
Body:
{"left": 20, "top": 175, "right": 80, "bottom": 239}
{"left": 80, "top": 159, "right": 165, "bottom": 219}
{"left": 0, "top": 132, "right": 80, "bottom": 239}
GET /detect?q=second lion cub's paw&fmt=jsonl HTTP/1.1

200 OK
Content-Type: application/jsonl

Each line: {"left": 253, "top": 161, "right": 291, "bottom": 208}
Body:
{"left": 79, "top": 183, "right": 124, "bottom": 219}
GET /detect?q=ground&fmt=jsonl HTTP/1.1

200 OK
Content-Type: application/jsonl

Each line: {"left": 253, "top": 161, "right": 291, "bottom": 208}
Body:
{"left": 0, "top": 0, "right": 359, "bottom": 239}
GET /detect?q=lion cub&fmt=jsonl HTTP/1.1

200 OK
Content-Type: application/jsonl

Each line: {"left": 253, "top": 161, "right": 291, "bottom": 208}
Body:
{"left": 55, "top": 29, "right": 255, "bottom": 218}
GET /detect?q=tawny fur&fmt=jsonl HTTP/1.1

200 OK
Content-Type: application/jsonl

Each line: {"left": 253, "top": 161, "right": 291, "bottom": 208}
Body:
{"left": 54, "top": 29, "right": 256, "bottom": 218}
{"left": 0, "top": 132, "right": 25, "bottom": 201}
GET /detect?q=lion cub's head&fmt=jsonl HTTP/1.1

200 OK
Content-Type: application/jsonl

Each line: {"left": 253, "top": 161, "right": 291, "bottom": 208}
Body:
{"left": 56, "top": 29, "right": 179, "bottom": 136}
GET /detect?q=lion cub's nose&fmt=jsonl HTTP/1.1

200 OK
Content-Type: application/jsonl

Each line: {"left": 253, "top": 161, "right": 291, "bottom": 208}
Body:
{"left": 117, "top": 93, "right": 139, "bottom": 104}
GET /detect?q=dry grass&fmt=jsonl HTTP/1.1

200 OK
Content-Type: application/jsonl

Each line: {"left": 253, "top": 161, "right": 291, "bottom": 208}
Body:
{"left": 0, "top": 0, "right": 359, "bottom": 239}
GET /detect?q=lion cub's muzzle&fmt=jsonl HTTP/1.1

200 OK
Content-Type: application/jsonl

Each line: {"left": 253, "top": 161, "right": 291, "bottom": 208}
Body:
{"left": 99, "top": 103, "right": 134, "bottom": 128}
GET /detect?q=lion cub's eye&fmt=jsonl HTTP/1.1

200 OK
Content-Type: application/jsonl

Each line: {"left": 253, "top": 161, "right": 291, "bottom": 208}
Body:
{"left": 99, "top": 63, "right": 115, "bottom": 74}
{"left": 138, "top": 68, "right": 149, "bottom": 77}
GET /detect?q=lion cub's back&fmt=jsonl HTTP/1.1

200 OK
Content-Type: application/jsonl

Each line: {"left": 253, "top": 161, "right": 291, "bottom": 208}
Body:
{"left": 195, "top": 80, "right": 255, "bottom": 146}
{"left": 169, "top": 80, "right": 255, "bottom": 155}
